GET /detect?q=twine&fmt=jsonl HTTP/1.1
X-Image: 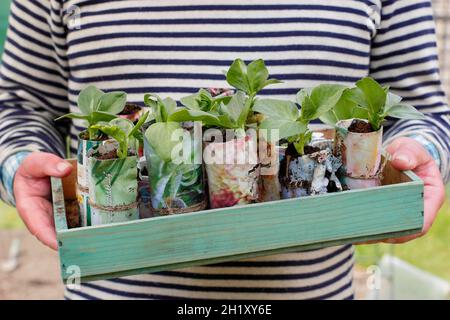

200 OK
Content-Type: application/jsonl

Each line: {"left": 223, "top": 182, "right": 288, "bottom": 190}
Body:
{"left": 88, "top": 200, "right": 138, "bottom": 212}
{"left": 152, "top": 200, "right": 207, "bottom": 216}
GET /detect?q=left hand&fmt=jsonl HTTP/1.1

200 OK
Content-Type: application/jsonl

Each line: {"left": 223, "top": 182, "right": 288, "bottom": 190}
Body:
{"left": 382, "top": 137, "right": 446, "bottom": 243}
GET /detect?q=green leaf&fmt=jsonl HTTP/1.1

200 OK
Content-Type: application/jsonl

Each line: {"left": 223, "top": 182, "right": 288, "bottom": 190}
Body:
{"left": 354, "top": 77, "right": 387, "bottom": 116}
{"left": 385, "top": 104, "right": 426, "bottom": 120}
{"left": 226, "top": 59, "right": 250, "bottom": 93}
{"left": 219, "top": 91, "right": 247, "bottom": 124}
{"left": 385, "top": 92, "right": 403, "bottom": 110}
{"left": 55, "top": 112, "right": 89, "bottom": 121}
{"left": 90, "top": 111, "right": 118, "bottom": 125}
{"left": 253, "top": 99, "right": 299, "bottom": 121}
{"left": 263, "top": 78, "right": 283, "bottom": 88}
{"left": 299, "top": 84, "right": 347, "bottom": 121}
{"left": 91, "top": 123, "right": 128, "bottom": 158}
{"left": 145, "top": 122, "right": 183, "bottom": 162}
{"left": 299, "top": 94, "right": 318, "bottom": 121}
{"left": 217, "top": 114, "right": 236, "bottom": 129}
{"left": 319, "top": 89, "right": 368, "bottom": 125}
{"left": 247, "top": 59, "right": 269, "bottom": 94}
{"left": 78, "top": 86, "right": 104, "bottom": 115}
{"left": 180, "top": 91, "right": 205, "bottom": 110}
{"left": 97, "top": 91, "right": 127, "bottom": 114}
{"left": 144, "top": 93, "right": 177, "bottom": 122}
{"left": 259, "top": 118, "right": 307, "bottom": 141}
{"left": 144, "top": 93, "right": 159, "bottom": 110}
{"left": 168, "top": 108, "right": 221, "bottom": 126}
{"left": 310, "top": 84, "right": 347, "bottom": 117}
{"left": 162, "top": 97, "right": 177, "bottom": 117}
{"left": 108, "top": 118, "right": 134, "bottom": 136}
{"left": 129, "top": 111, "right": 150, "bottom": 139}
{"left": 293, "top": 131, "right": 313, "bottom": 155}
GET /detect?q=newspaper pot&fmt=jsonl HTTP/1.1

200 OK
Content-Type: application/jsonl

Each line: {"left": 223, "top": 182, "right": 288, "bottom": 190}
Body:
{"left": 204, "top": 136, "right": 260, "bottom": 209}
{"left": 258, "top": 140, "right": 281, "bottom": 202}
{"left": 88, "top": 143, "right": 139, "bottom": 226}
{"left": 76, "top": 132, "right": 110, "bottom": 227}
{"left": 137, "top": 157, "right": 153, "bottom": 219}
{"left": 335, "top": 119, "right": 383, "bottom": 189}
{"left": 280, "top": 140, "right": 342, "bottom": 199}
{"left": 144, "top": 132, "right": 206, "bottom": 216}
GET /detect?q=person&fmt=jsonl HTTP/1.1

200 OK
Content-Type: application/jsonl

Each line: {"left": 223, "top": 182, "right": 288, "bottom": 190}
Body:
{"left": 0, "top": 0, "right": 448, "bottom": 300}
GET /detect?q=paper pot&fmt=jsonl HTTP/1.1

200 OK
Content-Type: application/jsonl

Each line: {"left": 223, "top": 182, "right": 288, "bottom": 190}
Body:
{"left": 258, "top": 141, "right": 281, "bottom": 202}
{"left": 144, "top": 132, "right": 206, "bottom": 216}
{"left": 281, "top": 140, "right": 342, "bottom": 199}
{"left": 76, "top": 136, "right": 106, "bottom": 227}
{"left": 88, "top": 144, "right": 139, "bottom": 226}
{"left": 204, "top": 136, "right": 260, "bottom": 209}
{"left": 137, "top": 157, "right": 153, "bottom": 219}
{"left": 335, "top": 119, "right": 383, "bottom": 189}
{"left": 336, "top": 119, "right": 383, "bottom": 178}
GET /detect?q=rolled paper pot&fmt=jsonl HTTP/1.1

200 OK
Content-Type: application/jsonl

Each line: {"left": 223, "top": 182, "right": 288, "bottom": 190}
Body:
{"left": 204, "top": 137, "right": 260, "bottom": 209}
{"left": 342, "top": 176, "right": 381, "bottom": 190}
{"left": 144, "top": 132, "right": 206, "bottom": 216}
{"left": 137, "top": 157, "right": 153, "bottom": 219}
{"left": 88, "top": 146, "right": 139, "bottom": 226}
{"left": 281, "top": 142, "right": 342, "bottom": 199}
{"left": 258, "top": 140, "right": 281, "bottom": 202}
{"left": 77, "top": 136, "right": 105, "bottom": 226}
{"left": 335, "top": 119, "right": 383, "bottom": 180}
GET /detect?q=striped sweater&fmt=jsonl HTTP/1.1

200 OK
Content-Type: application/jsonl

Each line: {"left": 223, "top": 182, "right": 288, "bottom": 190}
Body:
{"left": 0, "top": 0, "right": 449, "bottom": 300}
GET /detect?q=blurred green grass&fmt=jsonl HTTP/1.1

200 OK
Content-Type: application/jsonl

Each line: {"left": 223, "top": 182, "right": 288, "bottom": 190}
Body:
{"left": 0, "top": 201, "right": 23, "bottom": 229}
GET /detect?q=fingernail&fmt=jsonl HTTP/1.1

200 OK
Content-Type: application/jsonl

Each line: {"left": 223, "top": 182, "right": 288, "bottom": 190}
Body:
{"left": 56, "top": 162, "right": 71, "bottom": 173}
{"left": 394, "top": 154, "right": 411, "bottom": 166}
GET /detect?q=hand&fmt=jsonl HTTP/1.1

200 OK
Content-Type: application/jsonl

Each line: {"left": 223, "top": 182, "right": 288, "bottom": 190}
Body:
{"left": 383, "top": 137, "right": 446, "bottom": 243}
{"left": 14, "top": 152, "right": 73, "bottom": 250}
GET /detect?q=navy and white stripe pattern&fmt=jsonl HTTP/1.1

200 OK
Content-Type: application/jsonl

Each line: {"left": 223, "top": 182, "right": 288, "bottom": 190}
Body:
{"left": 0, "top": 0, "right": 449, "bottom": 300}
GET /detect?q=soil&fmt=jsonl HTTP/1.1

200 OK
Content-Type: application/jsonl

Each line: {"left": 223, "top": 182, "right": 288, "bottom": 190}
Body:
{"left": 120, "top": 104, "right": 142, "bottom": 115}
{"left": 285, "top": 143, "right": 320, "bottom": 158}
{"left": 65, "top": 200, "right": 80, "bottom": 229}
{"left": 95, "top": 149, "right": 119, "bottom": 160}
{"left": 95, "top": 149, "right": 136, "bottom": 161}
{"left": 79, "top": 131, "right": 110, "bottom": 141}
{"left": 139, "top": 166, "right": 148, "bottom": 177}
{"left": 348, "top": 119, "right": 374, "bottom": 133}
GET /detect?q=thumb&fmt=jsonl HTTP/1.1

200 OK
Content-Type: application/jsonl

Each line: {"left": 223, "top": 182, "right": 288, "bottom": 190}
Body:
{"left": 19, "top": 152, "right": 73, "bottom": 179}
{"left": 386, "top": 137, "right": 433, "bottom": 171}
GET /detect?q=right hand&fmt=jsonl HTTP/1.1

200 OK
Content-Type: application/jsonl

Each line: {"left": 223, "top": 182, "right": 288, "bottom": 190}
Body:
{"left": 14, "top": 152, "right": 73, "bottom": 250}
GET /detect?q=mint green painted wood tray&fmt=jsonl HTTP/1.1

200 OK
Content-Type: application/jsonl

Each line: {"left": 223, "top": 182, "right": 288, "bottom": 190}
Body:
{"left": 51, "top": 159, "right": 423, "bottom": 283}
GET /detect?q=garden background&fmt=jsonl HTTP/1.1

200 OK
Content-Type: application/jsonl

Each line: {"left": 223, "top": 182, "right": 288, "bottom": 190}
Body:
{"left": 0, "top": 0, "right": 449, "bottom": 299}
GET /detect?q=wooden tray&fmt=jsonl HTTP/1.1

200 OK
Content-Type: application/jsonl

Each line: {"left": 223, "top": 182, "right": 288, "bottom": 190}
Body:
{"left": 51, "top": 159, "right": 423, "bottom": 283}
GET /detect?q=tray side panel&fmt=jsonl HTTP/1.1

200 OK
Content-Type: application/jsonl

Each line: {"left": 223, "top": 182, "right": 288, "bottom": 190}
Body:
{"left": 58, "top": 183, "right": 423, "bottom": 281}
{"left": 51, "top": 177, "right": 68, "bottom": 232}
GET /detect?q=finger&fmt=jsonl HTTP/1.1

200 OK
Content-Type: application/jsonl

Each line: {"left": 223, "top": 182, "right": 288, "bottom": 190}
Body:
{"left": 16, "top": 195, "right": 58, "bottom": 250}
{"left": 19, "top": 152, "right": 72, "bottom": 179}
{"left": 386, "top": 137, "right": 433, "bottom": 171}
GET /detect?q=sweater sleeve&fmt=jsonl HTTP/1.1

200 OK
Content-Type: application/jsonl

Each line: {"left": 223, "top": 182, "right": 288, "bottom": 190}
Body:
{"left": 369, "top": 0, "right": 450, "bottom": 183}
{"left": 0, "top": 0, "right": 68, "bottom": 205}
